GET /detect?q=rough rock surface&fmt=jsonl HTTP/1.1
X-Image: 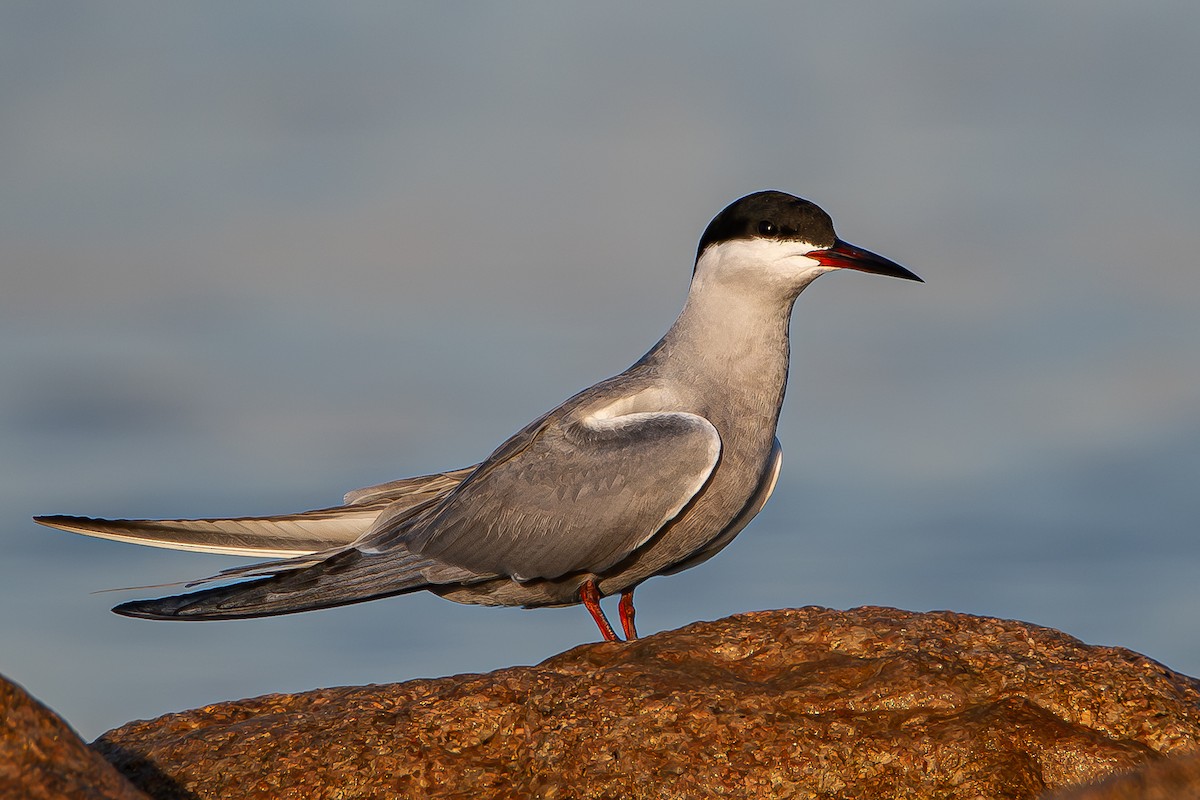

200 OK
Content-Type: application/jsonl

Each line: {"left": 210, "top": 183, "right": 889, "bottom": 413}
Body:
{"left": 1043, "top": 750, "right": 1200, "bottom": 799}
{"left": 0, "top": 673, "right": 149, "bottom": 800}
{"left": 93, "top": 607, "right": 1200, "bottom": 799}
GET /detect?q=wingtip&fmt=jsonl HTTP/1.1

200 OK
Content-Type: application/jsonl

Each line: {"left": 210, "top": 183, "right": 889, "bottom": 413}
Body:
{"left": 112, "top": 596, "right": 209, "bottom": 621}
{"left": 111, "top": 600, "right": 165, "bottom": 620}
{"left": 109, "top": 576, "right": 301, "bottom": 621}
{"left": 33, "top": 514, "right": 107, "bottom": 533}
{"left": 112, "top": 587, "right": 209, "bottom": 620}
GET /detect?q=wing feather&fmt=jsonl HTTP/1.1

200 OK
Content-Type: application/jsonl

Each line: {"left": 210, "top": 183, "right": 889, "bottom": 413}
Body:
{"left": 35, "top": 468, "right": 475, "bottom": 557}
{"left": 394, "top": 409, "right": 721, "bottom": 581}
{"left": 33, "top": 507, "right": 382, "bottom": 557}
{"left": 342, "top": 466, "right": 475, "bottom": 505}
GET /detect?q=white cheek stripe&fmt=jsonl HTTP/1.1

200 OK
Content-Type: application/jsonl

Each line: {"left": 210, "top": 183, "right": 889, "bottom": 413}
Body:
{"left": 694, "top": 238, "right": 828, "bottom": 285}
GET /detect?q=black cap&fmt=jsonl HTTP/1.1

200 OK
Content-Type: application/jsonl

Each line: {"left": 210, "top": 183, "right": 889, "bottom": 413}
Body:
{"left": 697, "top": 191, "right": 836, "bottom": 261}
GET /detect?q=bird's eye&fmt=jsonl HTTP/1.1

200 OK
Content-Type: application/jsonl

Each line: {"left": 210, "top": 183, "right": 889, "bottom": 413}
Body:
{"left": 757, "top": 220, "right": 777, "bottom": 236}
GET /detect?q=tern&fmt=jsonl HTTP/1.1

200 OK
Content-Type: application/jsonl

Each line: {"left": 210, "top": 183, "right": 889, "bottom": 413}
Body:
{"left": 36, "top": 191, "right": 921, "bottom": 642}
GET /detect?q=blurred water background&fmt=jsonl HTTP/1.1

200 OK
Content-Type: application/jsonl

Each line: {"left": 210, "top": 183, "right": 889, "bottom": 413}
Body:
{"left": 3, "top": 4, "right": 1198, "bottom": 741}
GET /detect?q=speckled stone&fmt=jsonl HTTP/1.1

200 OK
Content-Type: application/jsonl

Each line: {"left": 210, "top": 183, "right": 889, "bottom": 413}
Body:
{"left": 1041, "top": 750, "right": 1200, "bottom": 799}
{"left": 1, "top": 673, "right": 149, "bottom": 800}
{"left": 94, "top": 607, "right": 1200, "bottom": 799}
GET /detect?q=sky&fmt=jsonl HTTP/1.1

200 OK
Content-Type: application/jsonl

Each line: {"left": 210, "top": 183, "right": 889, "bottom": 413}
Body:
{"left": 3, "top": 3, "right": 1199, "bottom": 741}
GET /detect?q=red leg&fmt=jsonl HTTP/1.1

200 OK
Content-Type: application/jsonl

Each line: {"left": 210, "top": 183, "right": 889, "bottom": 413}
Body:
{"left": 580, "top": 578, "right": 619, "bottom": 642}
{"left": 618, "top": 589, "right": 638, "bottom": 640}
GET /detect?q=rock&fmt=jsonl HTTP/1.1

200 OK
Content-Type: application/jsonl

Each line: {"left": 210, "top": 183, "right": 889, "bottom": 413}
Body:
{"left": 94, "top": 607, "right": 1200, "bottom": 799}
{"left": 0, "top": 673, "right": 149, "bottom": 800}
{"left": 1042, "top": 750, "right": 1200, "bottom": 799}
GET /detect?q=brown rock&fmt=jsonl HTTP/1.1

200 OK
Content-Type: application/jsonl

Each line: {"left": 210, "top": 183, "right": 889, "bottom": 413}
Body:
{"left": 1042, "top": 750, "right": 1200, "bottom": 799}
{"left": 0, "top": 673, "right": 149, "bottom": 800}
{"left": 95, "top": 607, "right": 1200, "bottom": 799}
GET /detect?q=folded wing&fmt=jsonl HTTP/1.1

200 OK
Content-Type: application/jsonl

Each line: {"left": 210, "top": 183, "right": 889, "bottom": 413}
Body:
{"left": 388, "top": 410, "right": 723, "bottom": 581}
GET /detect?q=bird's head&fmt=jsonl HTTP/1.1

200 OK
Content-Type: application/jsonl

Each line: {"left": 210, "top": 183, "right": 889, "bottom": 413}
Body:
{"left": 693, "top": 191, "right": 921, "bottom": 293}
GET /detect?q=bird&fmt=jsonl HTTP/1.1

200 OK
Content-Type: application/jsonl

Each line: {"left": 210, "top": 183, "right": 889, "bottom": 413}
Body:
{"left": 35, "top": 190, "right": 921, "bottom": 642}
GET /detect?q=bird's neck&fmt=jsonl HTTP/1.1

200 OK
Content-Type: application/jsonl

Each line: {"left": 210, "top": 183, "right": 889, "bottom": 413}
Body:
{"left": 647, "top": 276, "right": 799, "bottom": 424}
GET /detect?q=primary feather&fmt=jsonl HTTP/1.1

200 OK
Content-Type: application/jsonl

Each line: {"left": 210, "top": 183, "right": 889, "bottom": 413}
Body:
{"left": 33, "top": 467, "right": 474, "bottom": 558}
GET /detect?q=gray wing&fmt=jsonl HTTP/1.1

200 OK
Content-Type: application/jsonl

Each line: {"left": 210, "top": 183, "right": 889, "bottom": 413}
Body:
{"left": 32, "top": 506, "right": 382, "bottom": 558}
{"left": 342, "top": 466, "right": 476, "bottom": 506}
{"left": 34, "top": 467, "right": 474, "bottom": 558}
{"left": 383, "top": 409, "right": 722, "bottom": 581}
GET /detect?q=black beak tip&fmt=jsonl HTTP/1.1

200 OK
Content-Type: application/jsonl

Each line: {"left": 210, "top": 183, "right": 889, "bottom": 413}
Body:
{"left": 817, "top": 239, "right": 922, "bottom": 283}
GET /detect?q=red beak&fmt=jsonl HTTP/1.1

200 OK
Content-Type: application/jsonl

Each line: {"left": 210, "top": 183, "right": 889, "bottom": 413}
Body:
{"left": 811, "top": 239, "right": 922, "bottom": 282}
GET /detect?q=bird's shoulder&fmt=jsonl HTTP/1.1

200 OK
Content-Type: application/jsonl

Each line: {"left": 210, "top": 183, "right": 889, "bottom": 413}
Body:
{"left": 485, "top": 367, "right": 688, "bottom": 453}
